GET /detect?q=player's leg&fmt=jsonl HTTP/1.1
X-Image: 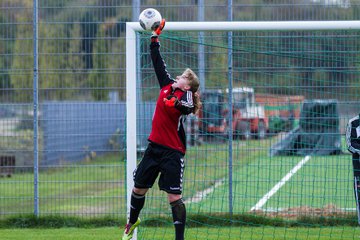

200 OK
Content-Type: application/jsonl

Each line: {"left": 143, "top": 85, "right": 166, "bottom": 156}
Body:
{"left": 122, "top": 187, "right": 148, "bottom": 240}
{"left": 354, "top": 177, "right": 360, "bottom": 225}
{"left": 129, "top": 188, "right": 148, "bottom": 223}
{"left": 353, "top": 153, "right": 360, "bottom": 225}
{"left": 168, "top": 193, "right": 186, "bottom": 240}
{"left": 123, "top": 143, "right": 160, "bottom": 239}
{"left": 158, "top": 149, "right": 186, "bottom": 240}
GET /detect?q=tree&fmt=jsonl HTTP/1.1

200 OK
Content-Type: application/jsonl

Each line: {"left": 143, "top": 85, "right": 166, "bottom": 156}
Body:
{"left": 81, "top": 12, "right": 98, "bottom": 69}
{"left": 0, "top": 11, "right": 15, "bottom": 95}
{"left": 10, "top": 12, "right": 33, "bottom": 103}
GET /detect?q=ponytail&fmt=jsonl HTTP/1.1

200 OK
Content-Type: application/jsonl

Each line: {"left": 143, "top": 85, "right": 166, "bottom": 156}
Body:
{"left": 192, "top": 91, "right": 202, "bottom": 114}
{"left": 183, "top": 68, "right": 202, "bottom": 114}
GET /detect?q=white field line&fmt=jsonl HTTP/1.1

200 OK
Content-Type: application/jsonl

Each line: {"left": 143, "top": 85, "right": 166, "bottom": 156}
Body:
{"left": 250, "top": 155, "right": 311, "bottom": 211}
{"left": 185, "top": 178, "right": 226, "bottom": 204}
{"left": 259, "top": 207, "right": 357, "bottom": 212}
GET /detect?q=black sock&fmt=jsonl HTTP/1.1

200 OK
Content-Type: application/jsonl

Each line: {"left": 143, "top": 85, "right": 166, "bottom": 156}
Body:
{"left": 129, "top": 191, "right": 145, "bottom": 224}
{"left": 170, "top": 198, "right": 186, "bottom": 240}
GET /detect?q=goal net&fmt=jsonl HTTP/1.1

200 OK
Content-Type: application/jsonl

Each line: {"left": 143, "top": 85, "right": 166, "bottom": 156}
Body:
{"left": 126, "top": 21, "right": 360, "bottom": 240}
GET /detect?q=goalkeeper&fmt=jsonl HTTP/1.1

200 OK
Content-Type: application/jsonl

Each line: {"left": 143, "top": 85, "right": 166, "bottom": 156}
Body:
{"left": 346, "top": 114, "right": 360, "bottom": 225}
{"left": 122, "top": 19, "right": 202, "bottom": 240}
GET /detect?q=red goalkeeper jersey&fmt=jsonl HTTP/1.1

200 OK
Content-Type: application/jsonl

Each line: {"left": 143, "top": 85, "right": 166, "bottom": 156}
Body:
{"left": 148, "top": 41, "right": 194, "bottom": 154}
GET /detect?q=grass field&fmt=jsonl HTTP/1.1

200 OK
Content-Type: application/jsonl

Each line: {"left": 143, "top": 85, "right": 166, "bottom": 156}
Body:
{"left": 1, "top": 226, "right": 359, "bottom": 240}
{"left": 0, "top": 155, "right": 127, "bottom": 216}
{"left": 1, "top": 142, "right": 354, "bottom": 215}
{"left": 183, "top": 136, "right": 355, "bottom": 214}
{"left": 0, "top": 136, "right": 358, "bottom": 239}
{"left": 0, "top": 136, "right": 356, "bottom": 216}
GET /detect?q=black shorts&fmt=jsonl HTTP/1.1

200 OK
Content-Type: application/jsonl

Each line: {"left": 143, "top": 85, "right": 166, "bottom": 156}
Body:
{"left": 133, "top": 142, "right": 185, "bottom": 194}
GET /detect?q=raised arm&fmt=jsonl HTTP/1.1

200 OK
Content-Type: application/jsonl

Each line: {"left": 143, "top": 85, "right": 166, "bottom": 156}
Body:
{"left": 149, "top": 19, "right": 172, "bottom": 88}
{"left": 150, "top": 40, "right": 174, "bottom": 88}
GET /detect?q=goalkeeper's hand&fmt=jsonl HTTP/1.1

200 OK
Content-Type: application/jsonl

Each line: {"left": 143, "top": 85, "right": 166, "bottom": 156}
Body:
{"left": 152, "top": 19, "right": 166, "bottom": 38}
{"left": 163, "top": 95, "right": 179, "bottom": 107}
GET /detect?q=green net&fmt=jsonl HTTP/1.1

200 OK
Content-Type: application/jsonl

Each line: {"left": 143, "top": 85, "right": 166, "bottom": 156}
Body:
{"left": 135, "top": 30, "right": 360, "bottom": 239}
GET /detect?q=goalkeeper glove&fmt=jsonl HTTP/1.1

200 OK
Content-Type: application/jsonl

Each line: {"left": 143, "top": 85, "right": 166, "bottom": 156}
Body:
{"left": 163, "top": 95, "right": 179, "bottom": 107}
{"left": 151, "top": 19, "right": 166, "bottom": 38}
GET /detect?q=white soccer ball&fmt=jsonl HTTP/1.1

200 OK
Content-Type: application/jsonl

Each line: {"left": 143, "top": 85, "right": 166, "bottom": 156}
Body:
{"left": 139, "top": 8, "right": 162, "bottom": 31}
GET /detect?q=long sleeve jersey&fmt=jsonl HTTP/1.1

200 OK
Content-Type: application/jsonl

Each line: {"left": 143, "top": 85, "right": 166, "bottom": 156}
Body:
{"left": 148, "top": 41, "right": 194, "bottom": 154}
{"left": 346, "top": 115, "right": 360, "bottom": 154}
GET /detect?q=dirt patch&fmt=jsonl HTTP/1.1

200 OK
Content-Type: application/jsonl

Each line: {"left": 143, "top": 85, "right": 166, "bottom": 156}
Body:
{"left": 252, "top": 204, "right": 350, "bottom": 219}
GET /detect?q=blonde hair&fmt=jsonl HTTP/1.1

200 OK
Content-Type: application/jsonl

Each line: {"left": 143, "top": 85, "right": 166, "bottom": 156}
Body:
{"left": 183, "top": 68, "right": 202, "bottom": 114}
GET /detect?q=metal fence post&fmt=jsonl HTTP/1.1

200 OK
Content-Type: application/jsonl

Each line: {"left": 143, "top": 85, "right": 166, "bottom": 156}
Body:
{"left": 227, "top": 0, "right": 233, "bottom": 216}
{"left": 33, "top": 0, "right": 39, "bottom": 217}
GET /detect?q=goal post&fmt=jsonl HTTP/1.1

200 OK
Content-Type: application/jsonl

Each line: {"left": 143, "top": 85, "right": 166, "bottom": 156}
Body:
{"left": 126, "top": 18, "right": 360, "bottom": 201}
{"left": 126, "top": 21, "right": 360, "bottom": 239}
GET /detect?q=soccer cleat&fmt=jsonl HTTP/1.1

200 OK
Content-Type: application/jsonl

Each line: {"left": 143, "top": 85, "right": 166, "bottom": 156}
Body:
{"left": 122, "top": 218, "right": 141, "bottom": 240}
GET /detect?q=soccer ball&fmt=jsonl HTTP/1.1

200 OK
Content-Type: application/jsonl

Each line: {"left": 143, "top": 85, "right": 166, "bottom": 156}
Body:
{"left": 139, "top": 8, "right": 162, "bottom": 31}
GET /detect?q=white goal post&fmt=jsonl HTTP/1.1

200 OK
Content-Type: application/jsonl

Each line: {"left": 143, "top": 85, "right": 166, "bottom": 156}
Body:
{"left": 125, "top": 20, "right": 360, "bottom": 236}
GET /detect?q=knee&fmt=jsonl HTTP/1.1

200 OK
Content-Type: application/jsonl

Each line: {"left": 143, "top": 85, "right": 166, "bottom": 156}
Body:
{"left": 133, "top": 187, "right": 148, "bottom": 196}
{"left": 168, "top": 193, "right": 182, "bottom": 203}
